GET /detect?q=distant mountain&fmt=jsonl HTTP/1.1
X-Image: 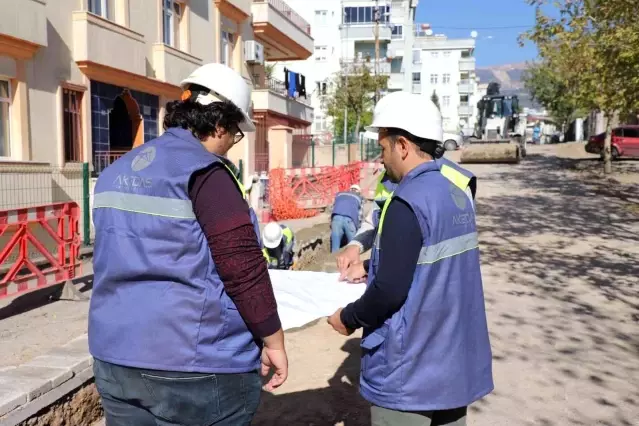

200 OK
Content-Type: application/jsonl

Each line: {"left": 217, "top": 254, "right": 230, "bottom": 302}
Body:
{"left": 476, "top": 62, "right": 540, "bottom": 110}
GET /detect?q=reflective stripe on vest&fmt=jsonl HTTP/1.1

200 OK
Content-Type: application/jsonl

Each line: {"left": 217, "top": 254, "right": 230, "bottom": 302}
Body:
{"left": 93, "top": 192, "right": 196, "bottom": 219}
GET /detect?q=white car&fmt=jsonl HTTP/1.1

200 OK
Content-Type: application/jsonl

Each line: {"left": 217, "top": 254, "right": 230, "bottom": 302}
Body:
{"left": 443, "top": 132, "right": 464, "bottom": 151}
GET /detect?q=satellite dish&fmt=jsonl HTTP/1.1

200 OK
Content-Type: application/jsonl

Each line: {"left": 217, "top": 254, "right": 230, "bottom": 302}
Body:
{"left": 426, "top": 29, "right": 433, "bottom": 36}
{"left": 470, "top": 31, "right": 478, "bottom": 38}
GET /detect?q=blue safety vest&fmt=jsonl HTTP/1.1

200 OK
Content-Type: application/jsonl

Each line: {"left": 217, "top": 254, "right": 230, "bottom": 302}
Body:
{"left": 88, "top": 127, "right": 261, "bottom": 373}
{"left": 332, "top": 191, "right": 362, "bottom": 228}
{"left": 361, "top": 160, "right": 493, "bottom": 411}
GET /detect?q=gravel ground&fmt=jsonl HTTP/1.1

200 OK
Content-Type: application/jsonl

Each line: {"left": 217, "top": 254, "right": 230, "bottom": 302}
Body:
{"left": 3, "top": 143, "right": 638, "bottom": 426}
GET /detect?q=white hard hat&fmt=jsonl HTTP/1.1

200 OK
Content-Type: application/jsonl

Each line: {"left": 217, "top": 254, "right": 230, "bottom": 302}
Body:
{"left": 365, "top": 91, "right": 443, "bottom": 142}
{"left": 180, "top": 63, "right": 256, "bottom": 132}
{"left": 350, "top": 184, "right": 361, "bottom": 192}
{"left": 262, "top": 222, "right": 283, "bottom": 249}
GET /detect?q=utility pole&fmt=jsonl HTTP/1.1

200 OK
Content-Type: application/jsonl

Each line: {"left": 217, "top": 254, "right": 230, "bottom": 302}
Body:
{"left": 342, "top": 3, "right": 348, "bottom": 146}
{"left": 374, "top": 0, "right": 380, "bottom": 103}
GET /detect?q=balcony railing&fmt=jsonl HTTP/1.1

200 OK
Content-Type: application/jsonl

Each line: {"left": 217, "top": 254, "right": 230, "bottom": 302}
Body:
{"left": 341, "top": 58, "right": 391, "bottom": 75}
{"left": 254, "top": 0, "right": 311, "bottom": 35}
{"left": 255, "top": 77, "right": 312, "bottom": 106}
{"left": 93, "top": 150, "right": 128, "bottom": 175}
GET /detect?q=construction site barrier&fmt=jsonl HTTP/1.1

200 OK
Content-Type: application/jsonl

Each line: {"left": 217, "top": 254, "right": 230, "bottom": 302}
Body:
{"left": 0, "top": 202, "right": 81, "bottom": 300}
{"left": 268, "top": 161, "right": 383, "bottom": 220}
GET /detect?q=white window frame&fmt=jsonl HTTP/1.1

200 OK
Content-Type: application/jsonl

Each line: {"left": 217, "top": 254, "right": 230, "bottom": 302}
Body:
{"left": 442, "top": 96, "right": 451, "bottom": 107}
{"left": 443, "top": 74, "right": 451, "bottom": 84}
{"left": 220, "top": 31, "right": 234, "bottom": 66}
{"left": 431, "top": 51, "right": 439, "bottom": 58}
{"left": 89, "top": 0, "right": 111, "bottom": 19}
{"left": 430, "top": 74, "right": 438, "bottom": 84}
{"left": 0, "top": 79, "right": 12, "bottom": 158}
{"left": 163, "top": 0, "right": 185, "bottom": 48}
{"left": 443, "top": 51, "right": 451, "bottom": 58}
{"left": 314, "top": 45, "right": 327, "bottom": 62}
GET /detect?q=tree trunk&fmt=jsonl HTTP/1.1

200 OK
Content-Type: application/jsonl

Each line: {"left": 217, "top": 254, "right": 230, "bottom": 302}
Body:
{"left": 603, "top": 111, "right": 613, "bottom": 174}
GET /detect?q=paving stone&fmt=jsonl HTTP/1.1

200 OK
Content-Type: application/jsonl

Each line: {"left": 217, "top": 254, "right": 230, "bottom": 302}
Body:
{"left": 0, "top": 365, "right": 73, "bottom": 388}
{"left": 62, "top": 334, "right": 89, "bottom": 352}
{"left": 0, "top": 386, "right": 26, "bottom": 417}
{"left": 0, "top": 372, "right": 53, "bottom": 403}
{"left": 23, "top": 354, "right": 93, "bottom": 375}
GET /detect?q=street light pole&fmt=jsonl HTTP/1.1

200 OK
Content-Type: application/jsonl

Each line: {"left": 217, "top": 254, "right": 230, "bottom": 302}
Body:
{"left": 403, "top": 0, "right": 417, "bottom": 92}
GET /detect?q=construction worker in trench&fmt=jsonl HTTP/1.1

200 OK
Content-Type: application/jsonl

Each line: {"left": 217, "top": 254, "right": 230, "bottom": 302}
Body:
{"left": 330, "top": 184, "right": 364, "bottom": 252}
{"left": 89, "top": 63, "right": 288, "bottom": 426}
{"left": 262, "top": 221, "right": 295, "bottom": 270}
{"left": 327, "top": 91, "right": 493, "bottom": 425}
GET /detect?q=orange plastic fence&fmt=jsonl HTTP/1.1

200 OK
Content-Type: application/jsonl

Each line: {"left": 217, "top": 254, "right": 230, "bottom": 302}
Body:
{"left": 0, "top": 202, "right": 81, "bottom": 300}
{"left": 268, "top": 163, "right": 367, "bottom": 220}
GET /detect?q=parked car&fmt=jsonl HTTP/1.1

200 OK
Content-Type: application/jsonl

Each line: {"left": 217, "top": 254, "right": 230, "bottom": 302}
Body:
{"left": 585, "top": 125, "right": 639, "bottom": 159}
{"left": 443, "top": 132, "right": 464, "bottom": 151}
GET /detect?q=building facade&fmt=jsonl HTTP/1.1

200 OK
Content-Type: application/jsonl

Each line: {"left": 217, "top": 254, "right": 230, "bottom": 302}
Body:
{"left": 0, "top": 0, "right": 313, "bottom": 211}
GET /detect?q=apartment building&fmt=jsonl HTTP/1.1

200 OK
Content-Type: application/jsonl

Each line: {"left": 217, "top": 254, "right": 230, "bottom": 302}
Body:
{"left": 0, "top": 0, "right": 313, "bottom": 209}
{"left": 275, "top": 0, "right": 414, "bottom": 139}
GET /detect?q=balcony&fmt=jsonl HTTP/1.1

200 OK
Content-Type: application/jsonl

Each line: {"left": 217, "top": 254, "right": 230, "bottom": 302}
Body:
{"left": 0, "top": 0, "right": 47, "bottom": 56}
{"left": 152, "top": 44, "right": 202, "bottom": 87}
{"left": 252, "top": 77, "right": 313, "bottom": 124}
{"left": 459, "top": 57, "right": 476, "bottom": 72}
{"left": 72, "top": 11, "right": 146, "bottom": 76}
{"left": 252, "top": 0, "right": 313, "bottom": 61}
{"left": 388, "top": 72, "right": 404, "bottom": 90}
{"left": 341, "top": 58, "right": 391, "bottom": 75}
{"left": 458, "top": 103, "right": 473, "bottom": 116}
{"left": 214, "top": 0, "right": 251, "bottom": 21}
{"left": 341, "top": 24, "right": 391, "bottom": 41}
{"left": 458, "top": 79, "right": 474, "bottom": 94}
{"left": 93, "top": 150, "right": 127, "bottom": 176}
{"left": 412, "top": 82, "right": 421, "bottom": 94}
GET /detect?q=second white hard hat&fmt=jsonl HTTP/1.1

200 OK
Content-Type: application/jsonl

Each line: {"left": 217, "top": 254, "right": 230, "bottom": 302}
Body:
{"left": 262, "top": 222, "right": 283, "bottom": 249}
{"left": 365, "top": 91, "right": 443, "bottom": 143}
{"left": 180, "top": 63, "right": 256, "bottom": 132}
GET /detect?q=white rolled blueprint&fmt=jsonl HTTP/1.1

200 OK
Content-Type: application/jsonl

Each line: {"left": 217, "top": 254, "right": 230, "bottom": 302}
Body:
{"left": 268, "top": 270, "right": 367, "bottom": 330}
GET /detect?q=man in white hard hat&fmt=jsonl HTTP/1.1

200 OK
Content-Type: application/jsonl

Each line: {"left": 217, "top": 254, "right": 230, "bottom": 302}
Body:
{"left": 330, "top": 184, "right": 364, "bottom": 253}
{"left": 262, "top": 221, "right": 295, "bottom": 270}
{"left": 90, "top": 63, "right": 287, "bottom": 425}
{"left": 327, "top": 91, "right": 493, "bottom": 426}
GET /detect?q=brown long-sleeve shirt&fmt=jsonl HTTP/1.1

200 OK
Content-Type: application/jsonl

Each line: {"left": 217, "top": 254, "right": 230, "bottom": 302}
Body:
{"left": 188, "top": 164, "right": 281, "bottom": 338}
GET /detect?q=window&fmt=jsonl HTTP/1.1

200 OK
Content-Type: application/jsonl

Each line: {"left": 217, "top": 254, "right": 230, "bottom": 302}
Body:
{"left": 443, "top": 74, "right": 451, "bottom": 84}
{"left": 391, "top": 25, "right": 403, "bottom": 39}
{"left": 622, "top": 128, "right": 639, "bottom": 138}
{"left": 316, "top": 81, "right": 328, "bottom": 95}
{"left": 315, "top": 10, "right": 328, "bottom": 25}
{"left": 431, "top": 52, "right": 439, "bottom": 58}
{"left": 314, "top": 46, "right": 327, "bottom": 61}
{"left": 430, "top": 74, "right": 438, "bottom": 84}
{"left": 343, "top": 6, "right": 389, "bottom": 24}
{"left": 412, "top": 72, "right": 421, "bottom": 83}
{"left": 62, "top": 89, "right": 83, "bottom": 163}
{"left": 89, "top": 0, "right": 112, "bottom": 19}
{"left": 0, "top": 80, "right": 10, "bottom": 157}
{"left": 163, "top": 0, "right": 184, "bottom": 48}
{"left": 442, "top": 96, "right": 451, "bottom": 107}
{"left": 220, "top": 31, "right": 234, "bottom": 66}
{"left": 412, "top": 49, "right": 421, "bottom": 64}
{"left": 314, "top": 116, "right": 328, "bottom": 133}
{"left": 443, "top": 51, "right": 451, "bottom": 58}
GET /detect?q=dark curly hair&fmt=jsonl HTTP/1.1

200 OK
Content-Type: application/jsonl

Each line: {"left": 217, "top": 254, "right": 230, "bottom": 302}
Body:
{"left": 163, "top": 96, "right": 245, "bottom": 140}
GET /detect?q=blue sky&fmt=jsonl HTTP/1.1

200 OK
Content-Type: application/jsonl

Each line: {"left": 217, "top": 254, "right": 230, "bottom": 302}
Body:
{"left": 415, "top": 0, "right": 539, "bottom": 67}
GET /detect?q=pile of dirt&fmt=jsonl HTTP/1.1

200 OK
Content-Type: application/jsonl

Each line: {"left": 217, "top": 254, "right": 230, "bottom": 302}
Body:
{"left": 20, "top": 383, "right": 102, "bottom": 426}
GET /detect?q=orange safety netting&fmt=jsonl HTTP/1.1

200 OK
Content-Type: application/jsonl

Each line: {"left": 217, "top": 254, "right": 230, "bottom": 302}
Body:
{"left": 268, "top": 163, "right": 364, "bottom": 220}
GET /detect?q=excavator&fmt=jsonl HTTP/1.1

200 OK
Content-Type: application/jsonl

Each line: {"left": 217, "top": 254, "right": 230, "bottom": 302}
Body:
{"left": 459, "top": 94, "right": 527, "bottom": 164}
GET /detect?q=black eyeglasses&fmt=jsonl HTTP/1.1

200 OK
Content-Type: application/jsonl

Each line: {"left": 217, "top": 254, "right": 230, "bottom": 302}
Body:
{"left": 233, "top": 128, "right": 244, "bottom": 144}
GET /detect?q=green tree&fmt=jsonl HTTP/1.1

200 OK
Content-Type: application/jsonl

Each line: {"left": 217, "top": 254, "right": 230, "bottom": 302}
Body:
{"left": 323, "top": 64, "right": 387, "bottom": 143}
{"left": 522, "top": 61, "right": 585, "bottom": 130}
{"left": 430, "top": 90, "right": 440, "bottom": 110}
{"left": 486, "top": 82, "right": 501, "bottom": 96}
{"left": 522, "top": 0, "right": 639, "bottom": 173}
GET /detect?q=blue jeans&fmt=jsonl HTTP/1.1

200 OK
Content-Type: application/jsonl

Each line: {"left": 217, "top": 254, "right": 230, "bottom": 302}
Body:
{"left": 331, "top": 215, "right": 357, "bottom": 253}
{"left": 93, "top": 358, "right": 261, "bottom": 426}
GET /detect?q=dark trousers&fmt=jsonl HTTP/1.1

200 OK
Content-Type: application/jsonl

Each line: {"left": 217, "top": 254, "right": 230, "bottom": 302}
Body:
{"left": 93, "top": 358, "right": 261, "bottom": 426}
{"left": 371, "top": 405, "right": 467, "bottom": 426}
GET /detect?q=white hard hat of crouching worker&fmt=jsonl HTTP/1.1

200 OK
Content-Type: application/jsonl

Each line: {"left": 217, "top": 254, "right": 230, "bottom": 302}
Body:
{"left": 180, "top": 63, "right": 256, "bottom": 132}
{"left": 365, "top": 91, "right": 443, "bottom": 143}
{"left": 262, "top": 222, "right": 283, "bottom": 249}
